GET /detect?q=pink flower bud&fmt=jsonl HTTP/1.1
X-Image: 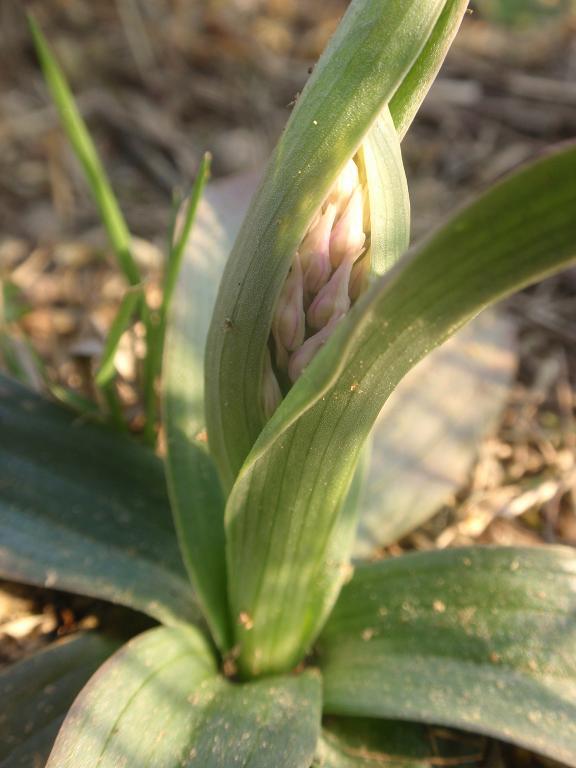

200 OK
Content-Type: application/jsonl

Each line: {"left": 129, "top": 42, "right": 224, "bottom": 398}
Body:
{"left": 329, "top": 186, "right": 366, "bottom": 269}
{"left": 272, "top": 252, "right": 305, "bottom": 354}
{"left": 306, "top": 257, "right": 353, "bottom": 331}
{"left": 262, "top": 348, "right": 282, "bottom": 420}
{"left": 288, "top": 315, "right": 342, "bottom": 383}
{"left": 300, "top": 203, "right": 337, "bottom": 293}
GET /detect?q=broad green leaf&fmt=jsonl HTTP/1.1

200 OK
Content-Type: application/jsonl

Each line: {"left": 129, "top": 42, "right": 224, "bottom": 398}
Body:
{"left": 318, "top": 547, "right": 576, "bottom": 765}
{"left": 47, "top": 625, "right": 321, "bottom": 767}
{"left": 188, "top": 671, "right": 322, "bottom": 768}
{"left": 28, "top": 17, "right": 140, "bottom": 287}
{"left": 0, "top": 375, "right": 196, "bottom": 626}
{"left": 205, "top": 0, "right": 449, "bottom": 487}
{"left": 354, "top": 310, "right": 515, "bottom": 557}
{"left": 225, "top": 144, "right": 576, "bottom": 677}
{"left": 0, "top": 633, "right": 118, "bottom": 768}
{"left": 163, "top": 172, "right": 261, "bottom": 650}
{"left": 317, "top": 717, "right": 488, "bottom": 767}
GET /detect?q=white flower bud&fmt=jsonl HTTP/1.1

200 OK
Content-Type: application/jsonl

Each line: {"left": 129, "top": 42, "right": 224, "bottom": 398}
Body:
{"left": 300, "top": 203, "right": 337, "bottom": 293}
{"left": 329, "top": 185, "right": 366, "bottom": 269}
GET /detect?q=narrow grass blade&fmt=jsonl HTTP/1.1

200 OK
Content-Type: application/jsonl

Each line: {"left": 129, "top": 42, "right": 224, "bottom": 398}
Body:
{"left": 47, "top": 382, "right": 102, "bottom": 419}
{"left": 162, "top": 153, "right": 211, "bottom": 322}
{"left": 28, "top": 16, "right": 141, "bottom": 287}
{"left": 95, "top": 286, "right": 142, "bottom": 388}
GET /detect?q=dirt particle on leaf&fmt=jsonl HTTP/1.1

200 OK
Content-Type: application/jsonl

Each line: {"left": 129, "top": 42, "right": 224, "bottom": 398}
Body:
{"left": 433, "top": 600, "right": 446, "bottom": 613}
{"left": 238, "top": 611, "right": 254, "bottom": 630}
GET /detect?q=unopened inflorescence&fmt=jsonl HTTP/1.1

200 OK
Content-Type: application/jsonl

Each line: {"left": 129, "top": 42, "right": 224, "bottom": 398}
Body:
{"left": 263, "top": 156, "right": 370, "bottom": 419}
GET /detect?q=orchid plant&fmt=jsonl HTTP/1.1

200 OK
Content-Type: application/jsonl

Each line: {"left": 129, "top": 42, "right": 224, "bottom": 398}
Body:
{"left": 2, "top": 1, "right": 576, "bottom": 766}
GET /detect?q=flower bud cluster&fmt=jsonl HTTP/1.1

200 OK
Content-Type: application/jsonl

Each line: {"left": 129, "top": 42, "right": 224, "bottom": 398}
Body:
{"left": 263, "top": 157, "right": 369, "bottom": 419}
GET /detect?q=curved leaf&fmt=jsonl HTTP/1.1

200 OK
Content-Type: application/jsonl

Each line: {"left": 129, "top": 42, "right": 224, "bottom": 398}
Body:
{"left": 362, "top": 107, "right": 410, "bottom": 276}
{"left": 47, "top": 626, "right": 321, "bottom": 767}
{"left": 0, "top": 375, "right": 196, "bottom": 626}
{"left": 318, "top": 547, "right": 576, "bottom": 765}
{"left": 0, "top": 633, "right": 118, "bottom": 768}
{"left": 225, "top": 144, "right": 576, "bottom": 677}
{"left": 164, "top": 172, "right": 261, "bottom": 650}
{"left": 390, "top": 0, "right": 470, "bottom": 140}
{"left": 317, "top": 717, "right": 488, "bottom": 767}
{"left": 226, "top": 106, "right": 409, "bottom": 678}
{"left": 205, "top": 0, "right": 448, "bottom": 487}
{"left": 354, "top": 310, "right": 516, "bottom": 557}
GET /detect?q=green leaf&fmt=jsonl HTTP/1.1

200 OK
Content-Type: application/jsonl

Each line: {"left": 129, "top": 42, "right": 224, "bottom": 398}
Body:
{"left": 390, "top": 0, "right": 470, "bottom": 140}
{"left": 318, "top": 547, "right": 576, "bottom": 765}
{"left": 1, "top": 281, "right": 29, "bottom": 325}
{"left": 0, "top": 632, "right": 118, "bottom": 768}
{"left": 225, "top": 113, "right": 407, "bottom": 677}
{"left": 205, "top": 0, "right": 449, "bottom": 487}
{"left": 225, "top": 144, "right": 576, "bottom": 677}
{"left": 0, "top": 374, "right": 196, "bottom": 626}
{"left": 317, "top": 717, "right": 488, "bottom": 767}
{"left": 362, "top": 107, "right": 410, "bottom": 276}
{"left": 28, "top": 17, "right": 140, "bottom": 287}
{"left": 163, "top": 172, "right": 261, "bottom": 651}
{"left": 162, "top": 153, "right": 212, "bottom": 322}
{"left": 144, "top": 154, "right": 212, "bottom": 453}
{"left": 354, "top": 310, "right": 515, "bottom": 557}
{"left": 47, "top": 626, "right": 321, "bottom": 767}
{"left": 94, "top": 286, "right": 142, "bottom": 388}
{"left": 187, "top": 671, "right": 322, "bottom": 768}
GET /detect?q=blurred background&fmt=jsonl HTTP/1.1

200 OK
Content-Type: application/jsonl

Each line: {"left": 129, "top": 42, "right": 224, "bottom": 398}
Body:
{"left": 0, "top": 0, "right": 575, "bottom": 693}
